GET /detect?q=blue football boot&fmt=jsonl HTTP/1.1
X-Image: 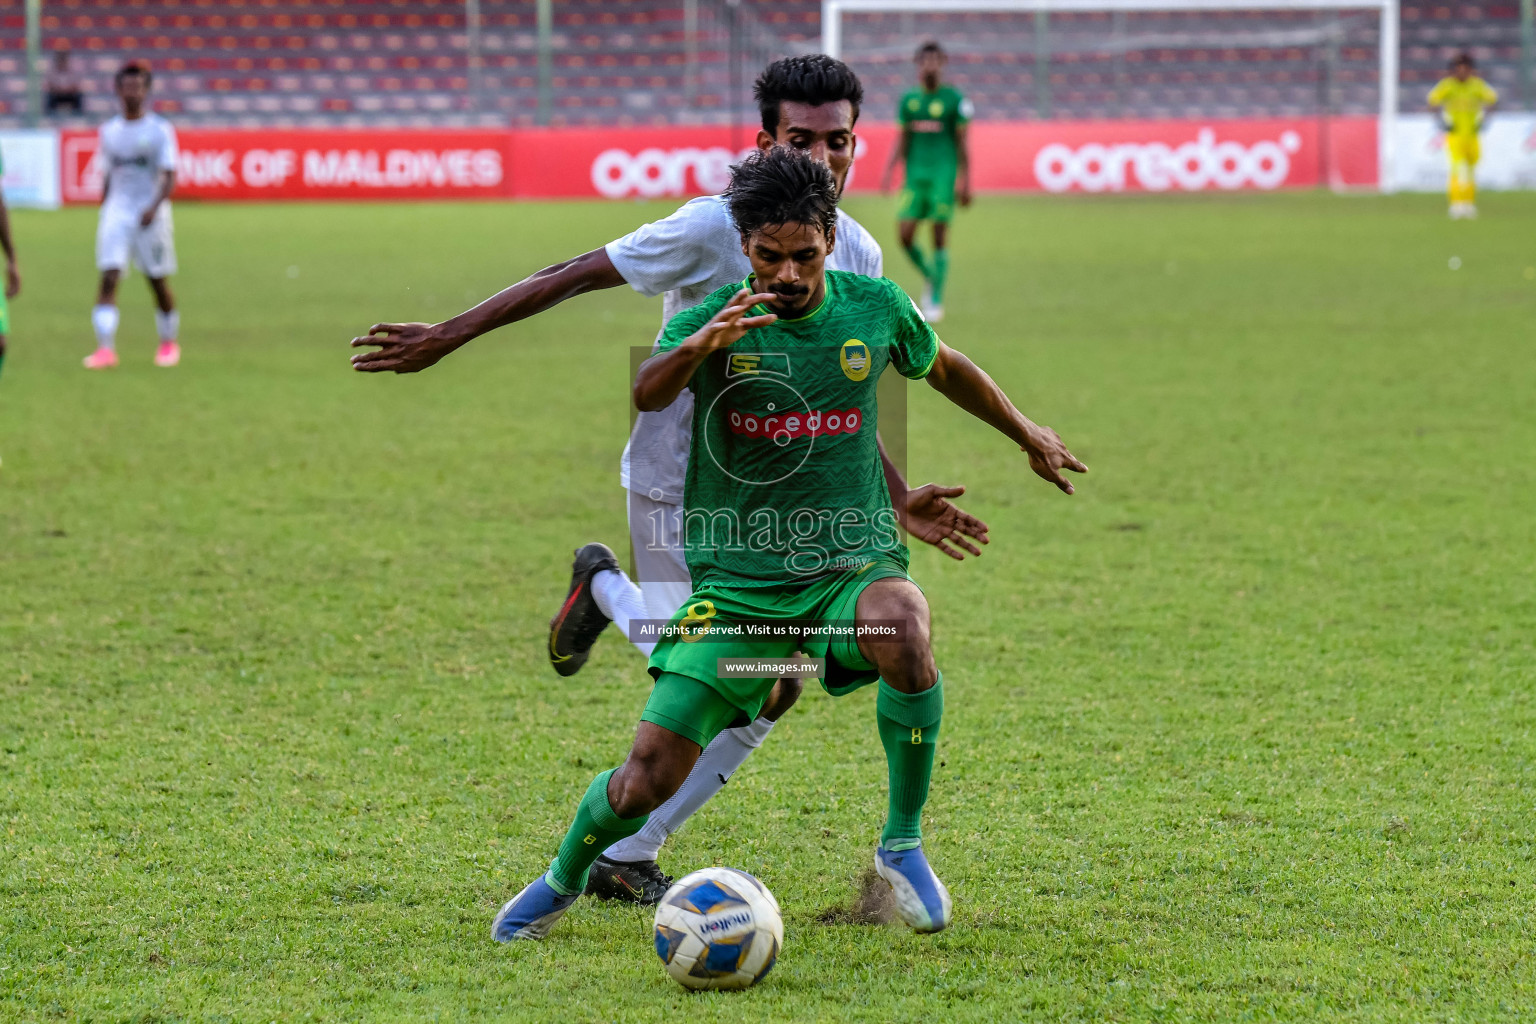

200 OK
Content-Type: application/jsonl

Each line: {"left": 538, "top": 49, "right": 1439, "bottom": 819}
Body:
{"left": 874, "top": 843, "right": 953, "bottom": 934}
{"left": 491, "top": 874, "right": 580, "bottom": 942}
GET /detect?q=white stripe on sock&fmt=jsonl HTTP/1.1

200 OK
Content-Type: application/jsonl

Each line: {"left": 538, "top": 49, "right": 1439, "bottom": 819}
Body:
{"left": 601, "top": 716, "right": 775, "bottom": 863}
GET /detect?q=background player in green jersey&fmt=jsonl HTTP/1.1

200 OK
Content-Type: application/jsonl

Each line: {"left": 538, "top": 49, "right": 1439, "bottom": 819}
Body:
{"left": 0, "top": 145, "right": 21, "bottom": 385}
{"left": 882, "top": 41, "right": 972, "bottom": 324}
{"left": 492, "top": 147, "right": 1084, "bottom": 943}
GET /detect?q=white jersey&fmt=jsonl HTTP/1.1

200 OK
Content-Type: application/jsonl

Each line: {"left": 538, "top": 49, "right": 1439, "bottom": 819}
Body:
{"left": 606, "top": 194, "right": 884, "bottom": 503}
{"left": 98, "top": 113, "right": 178, "bottom": 216}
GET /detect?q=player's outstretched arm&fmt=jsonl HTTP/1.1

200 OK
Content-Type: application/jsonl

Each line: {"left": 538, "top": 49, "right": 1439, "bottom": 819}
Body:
{"left": 925, "top": 342, "right": 1087, "bottom": 495}
{"left": 633, "top": 288, "right": 777, "bottom": 411}
{"left": 877, "top": 437, "right": 989, "bottom": 560}
{"left": 350, "top": 247, "right": 626, "bottom": 374}
{"left": 0, "top": 193, "right": 19, "bottom": 300}
{"left": 955, "top": 123, "right": 972, "bottom": 208}
{"left": 881, "top": 128, "right": 910, "bottom": 192}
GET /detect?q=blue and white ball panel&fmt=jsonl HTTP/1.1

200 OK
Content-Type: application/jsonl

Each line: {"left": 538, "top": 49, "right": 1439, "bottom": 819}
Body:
{"left": 653, "top": 867, "right": 785, "bottom": 990}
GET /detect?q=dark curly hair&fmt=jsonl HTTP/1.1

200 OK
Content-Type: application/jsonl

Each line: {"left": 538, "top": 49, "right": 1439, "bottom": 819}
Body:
{"left": 115, "top": 59, "right": 153, "bottom": 89}
{"left": 753, "top": 54, "right": 863, "bottom": 136}
{"left": 725, "top": 147, "right": 839, "bottom": 242}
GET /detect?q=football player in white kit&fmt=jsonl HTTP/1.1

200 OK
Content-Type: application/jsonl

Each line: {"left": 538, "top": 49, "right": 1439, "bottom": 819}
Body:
{"left": 351, "top": 55, "right": 989, "bottom": 904}
{"left": 84, "top": 61, "right": 182, "bottom": 370}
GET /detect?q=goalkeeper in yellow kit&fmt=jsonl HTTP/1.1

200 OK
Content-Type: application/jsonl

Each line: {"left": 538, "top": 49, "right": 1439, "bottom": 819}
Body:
{"left": 1427, "top": 52, "right": 1498, "bottom": 219}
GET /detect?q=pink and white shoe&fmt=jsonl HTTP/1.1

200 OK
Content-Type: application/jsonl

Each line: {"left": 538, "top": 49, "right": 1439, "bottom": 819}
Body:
{"left": 154, "top": 341, "right": 181, "bottom": 367}
{"left": 82, "top": 347, "right": 119, "bottom": 370}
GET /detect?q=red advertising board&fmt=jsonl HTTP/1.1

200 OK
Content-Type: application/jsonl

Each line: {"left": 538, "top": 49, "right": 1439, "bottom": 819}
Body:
{"left": 60, "top": 117, "right": 1377, "bottom": 204}
{"left": 61, "top": 129, "right": 514, "bottom": 203}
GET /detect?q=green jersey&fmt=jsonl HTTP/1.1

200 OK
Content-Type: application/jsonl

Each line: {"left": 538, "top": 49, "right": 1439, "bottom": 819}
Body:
{"left": 898, "top": 85, "right": 971, "bottom": 183}
{"left": 657, "top": 271, "right": 940, "bottom": 588}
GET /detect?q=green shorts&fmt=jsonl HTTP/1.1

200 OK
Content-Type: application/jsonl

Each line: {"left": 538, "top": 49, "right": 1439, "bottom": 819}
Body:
{"left": 644, "top": 552, "right": 917, "bottom": 730}
{"left": 898, "top": 177, "right": 957, "bottom": 223}
{"left": 641, "top": 672, "right": 748, "bottom": 749}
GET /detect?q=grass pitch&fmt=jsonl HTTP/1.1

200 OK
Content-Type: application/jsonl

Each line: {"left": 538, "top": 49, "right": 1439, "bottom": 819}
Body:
{"left": 2, "top": 191, "right": 1535, "bottom": 1023}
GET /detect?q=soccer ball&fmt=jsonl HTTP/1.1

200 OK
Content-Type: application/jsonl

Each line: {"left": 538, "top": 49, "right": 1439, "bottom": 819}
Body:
{"left": 652, "top": 867, "right": 783, "bottom": 991}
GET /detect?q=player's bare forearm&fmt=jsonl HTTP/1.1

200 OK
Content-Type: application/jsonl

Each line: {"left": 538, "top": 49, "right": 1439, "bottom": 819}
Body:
{"left": 350, "top": 247, "right": 625, "bottom": 373}
{"left": 634, "top": 288, "right": 778, "bottom": 411}
{"left": 439, "top": 248, "right": 624, "bottom": 345}
{"left": 955, "top": 125, "right": 972, "bottom": 204}
{"left": 0, "top": 198, "right": 16, "bottom": 300}
{"left": 878, "top": 434, "right": 907, "bottom": 501}
{"left": 878, "top": 435, "right": 990, "bottom": 559}
{"left": 882, "top": 130, "right": 910, "bottom": 189}
{"left": 0, "top": 198, "right": 15, "bottom": 262}
{"left": 141, "top": 170, "right": 175, "bottom": 225}
{"left": 925, "top": 343, "right": 1087, "bottom": 494}
{"left": 925, "top": 344, "right": 1031, "bottom": 445}
{"left": 632, "top": 343, "right": 713, "bottom": 412}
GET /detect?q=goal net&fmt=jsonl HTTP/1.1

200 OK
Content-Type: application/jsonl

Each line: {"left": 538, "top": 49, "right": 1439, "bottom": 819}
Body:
{"left": 822, "top": 0, "right": 1400, "bottom": 192}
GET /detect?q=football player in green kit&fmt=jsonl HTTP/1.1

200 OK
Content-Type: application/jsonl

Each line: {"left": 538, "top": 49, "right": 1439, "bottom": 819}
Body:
{"left": 491, "top": 146, "right": 1085, "bottom": 944}
{"left": 883, "top": 40, "right": 972, "bottom": 324}
{"left": 0, "top": 145, "right": 19, "bottom": 385}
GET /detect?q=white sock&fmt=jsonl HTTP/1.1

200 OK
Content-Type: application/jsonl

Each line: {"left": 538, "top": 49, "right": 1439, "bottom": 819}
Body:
{"left": 91, "top": 305, "right": 119, "bottom": 349}
{"left": 155, "top": 309, "right": 179, "bottom": 343}
{"left": 591, "top": 567, "right": 654, "bottom": 658}
{"left": 602, "top": 716, "right": 776, "bottom": 863}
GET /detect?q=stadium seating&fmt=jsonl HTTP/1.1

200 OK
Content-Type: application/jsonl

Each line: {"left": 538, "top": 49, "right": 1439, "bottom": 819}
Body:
{"left": 0, "top": 0, "right": 1525, "bottom": 127}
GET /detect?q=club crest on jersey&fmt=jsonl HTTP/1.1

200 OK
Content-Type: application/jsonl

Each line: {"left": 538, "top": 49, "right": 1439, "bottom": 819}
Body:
{"left": 727, "top": 352, "right": 791, "bottom": 379}
{"left": 840, "top": 339, "right": 870, "bottom": 382}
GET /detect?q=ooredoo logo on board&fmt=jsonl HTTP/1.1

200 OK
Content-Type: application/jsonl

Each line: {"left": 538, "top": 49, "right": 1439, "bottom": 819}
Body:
{"left": 590, "top": 146, "right": 757, "bottom": 199}
{"left": 1033, "top": 127, "right": 1304, "bottom": 193}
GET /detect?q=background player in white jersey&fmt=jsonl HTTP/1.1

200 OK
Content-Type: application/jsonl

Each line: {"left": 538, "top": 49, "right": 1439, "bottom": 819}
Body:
{"left": 84, "top": 61, "right": 182, "bottom": 370}
{"left": 351, "top": 55, "right": 988, "bottom": 904}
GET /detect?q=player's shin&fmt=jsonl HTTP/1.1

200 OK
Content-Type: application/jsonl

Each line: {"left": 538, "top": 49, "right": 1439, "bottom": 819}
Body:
{"left": 156, "top": 309, "right": 180, "bottom": 343}
{"left": 602, "top": 715, "right": 774, "bottom": 863}
{"left": 875, "top": 674, "right": 944, "bottom": 849}
{"left": 931, "top": 249, "right": 951, "bottom": 306}
{"left": 902, "top": 243, "right": 933, "bottom": 281}
{"left": 546, "top": 768, "right": 649, "bottom": 894}
{"left": 92, "top": 304, "right": 120, "bottom": 349}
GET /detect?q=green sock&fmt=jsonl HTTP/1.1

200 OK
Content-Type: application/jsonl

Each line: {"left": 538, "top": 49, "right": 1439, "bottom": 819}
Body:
{"left": 902, "top": 243, "right": 932, "bottom": 281}
{"left": 875, "top": 674, "right": 944, "bottom": 849}
{"left": 546, "top": 768, "right": 649, "bottom": 895}
{"left": 0, "top": 350, "right": 6, "bottom": 381}
{"left": 931, "top": 249, "right": 950, "bottom": 305}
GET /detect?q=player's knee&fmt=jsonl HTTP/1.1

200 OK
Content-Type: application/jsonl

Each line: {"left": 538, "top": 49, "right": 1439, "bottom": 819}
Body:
{"left": 760, "top": 675, "right": 804, "bottom": 721}
{"left": 607, "top": 762, "right": 668, "bottom": 819}
{"left": 860, "top": 584, "right": 935, "bottom": 692}
{"left": 884, "top": 633, "right": 938, "bottom": 693}
{"left": 610, "top": 744, "right": 691, "bottom": 818}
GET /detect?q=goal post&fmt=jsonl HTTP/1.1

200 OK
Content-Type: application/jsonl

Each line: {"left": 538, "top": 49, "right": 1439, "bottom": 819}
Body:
{"left": 822, "top": 0, "right": 1400, "bottom": 192}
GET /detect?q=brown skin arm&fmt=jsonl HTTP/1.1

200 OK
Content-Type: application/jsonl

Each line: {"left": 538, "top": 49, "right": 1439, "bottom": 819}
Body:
{"left": 924, "top": 342, "right": 1087, "bottom": 494}
{"left": 139, "top": 169, "right": 175, "bottom": 228}
{"left": 0, "top": 194, "right": 18, "bottom": 300}
{"left": 881, "top": 127, "right": 911, "bottom": 192}
{"left": 955, "top": 123, "right": 972, "bottom": 207}
{"left": 878, "top": 436, "right": 989, "bottom": 560}
{"left": 351, "top": 246, "right": 627, "bottom": 373}
{"left": 632, "top": 288, "right": 778, "bottom": 411}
